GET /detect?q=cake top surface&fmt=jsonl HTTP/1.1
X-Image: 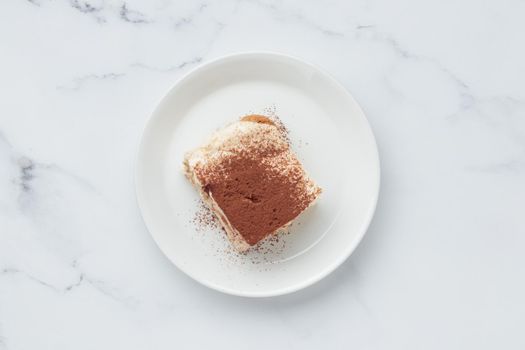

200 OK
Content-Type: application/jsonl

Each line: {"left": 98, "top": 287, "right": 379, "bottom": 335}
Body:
{"left": 189, "top": 115, "right": 321, "bottom": 245}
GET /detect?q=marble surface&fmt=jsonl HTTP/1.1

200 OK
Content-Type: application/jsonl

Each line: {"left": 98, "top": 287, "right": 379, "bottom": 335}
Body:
{"left": 1, "top": 0, "right": 524, "bottom": 348}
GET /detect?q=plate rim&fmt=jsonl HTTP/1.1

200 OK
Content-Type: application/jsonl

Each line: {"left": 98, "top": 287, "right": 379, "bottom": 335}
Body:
{"left": 135, "top": 51, "right": 381, "bottom": 297}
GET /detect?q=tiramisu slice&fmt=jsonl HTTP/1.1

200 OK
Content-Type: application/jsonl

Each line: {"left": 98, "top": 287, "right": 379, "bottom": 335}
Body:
{"left": 183, "top": 115, "right": 321, "bottom": 252}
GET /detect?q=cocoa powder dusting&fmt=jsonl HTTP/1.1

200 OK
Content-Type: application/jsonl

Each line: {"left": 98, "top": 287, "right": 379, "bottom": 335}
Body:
{"left": 191, "top": 200, "right": 219, "bottom": 232}
{"left": 194, "top": 115, "right": 321, "bottom": 246}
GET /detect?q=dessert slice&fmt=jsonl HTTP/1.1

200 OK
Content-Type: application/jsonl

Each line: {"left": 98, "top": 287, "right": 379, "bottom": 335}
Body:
{"left": 183, "top": 115, "right": 321, "bottom": 252}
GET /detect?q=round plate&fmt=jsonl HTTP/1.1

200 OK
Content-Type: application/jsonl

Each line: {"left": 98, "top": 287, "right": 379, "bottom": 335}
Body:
{"left": 136, "top": 52, "right": 380, "bottom": 297}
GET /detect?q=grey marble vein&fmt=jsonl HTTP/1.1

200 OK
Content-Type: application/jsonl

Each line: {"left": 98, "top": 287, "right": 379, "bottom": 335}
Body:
{"left": 58, "top": 56, "right": 203, "bottom": 91}
{"left": 70, "top": 0, "right": 100, "bottom": 14}
{"left": 356, "top": 25, "right": 414, "bottom": 59}
{"left": 120, "top": 3, "right": 151, "bottom": 24}
{"left": 57, "top": 72, "right": 125, "bottom": 91}
{"left": 240, "top": 0, "right": 344, "bottom": 37}
{"left": 1, "top": 266, "right": 137, "bottom": 307}
{"left": 17, "top": 157, "right": 98, "bottom": 198}
{"left": 0, "top": 133, "right": 35, "bottom": 194}
{"left": 131, "top": 57, "right": 203, "bottom": 73}
{"left": 64, "top": 273, "right": 85, "bottom": 291}
{"left": 25, "top": 0, "right": 40, "bottom": 6}
{"left": 293, "top": 13, "right": 344, "bottom": 37}
{"left": 69, "top": 0, "right": 106, "bottom": 23}
{"left": 1, "top": 268, "right": 61, "bottom": 292}
{"left": 17, "top": 157, "right": 35, "bottom": 193}
{"left": 449, "top": 95, "right": 525, "bottom": 149}
{"left": 86, "top": 278, "right": 139, "bottom": 306}
{"left": 356, "top": 24, "right": 476, "bottom": 114}
{"left": 0, "top": 131, "right": 99, "bottom": 203}
{"left": 173, "top": 3, "right": 208, "bottom": 29}
{"left": 69, "top": 261, "right": 139, "bottom": 306}
{"left": 44, "top": 163, "right": 99, "bottom": 193}
{"left": 355, "top": 25, "right": 464, "bottom": 79}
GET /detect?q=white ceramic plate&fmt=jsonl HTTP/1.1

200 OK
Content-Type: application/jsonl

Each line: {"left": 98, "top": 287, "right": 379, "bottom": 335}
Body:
{"left": 136, "top": 52, "right": 380, "bottom": 297}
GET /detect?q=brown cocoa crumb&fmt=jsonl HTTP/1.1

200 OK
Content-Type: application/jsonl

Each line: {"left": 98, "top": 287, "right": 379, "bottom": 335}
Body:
{"left": 262, "top": 105, "right": 290, "bottom": 144}
{"left": 191, "top": 200, "right": 219, "bottom": 232}
{"left": 268, "top": 115, "right": 290, "bottom": 145}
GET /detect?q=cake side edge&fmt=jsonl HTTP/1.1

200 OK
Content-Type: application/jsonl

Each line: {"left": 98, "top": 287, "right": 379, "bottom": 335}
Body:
{"left": 183, "top": 154, "right": 251, "bottom": 252}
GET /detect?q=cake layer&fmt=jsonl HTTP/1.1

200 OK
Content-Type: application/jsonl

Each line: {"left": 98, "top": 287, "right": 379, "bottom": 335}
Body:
{"left": 184, "top": 115, "right": 321, "bottom": 251}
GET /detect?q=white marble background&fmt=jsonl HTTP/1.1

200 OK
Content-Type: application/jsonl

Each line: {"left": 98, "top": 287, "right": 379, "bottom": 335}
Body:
{"left": 1, "top": 0, "right": 524, "bottom": 348}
